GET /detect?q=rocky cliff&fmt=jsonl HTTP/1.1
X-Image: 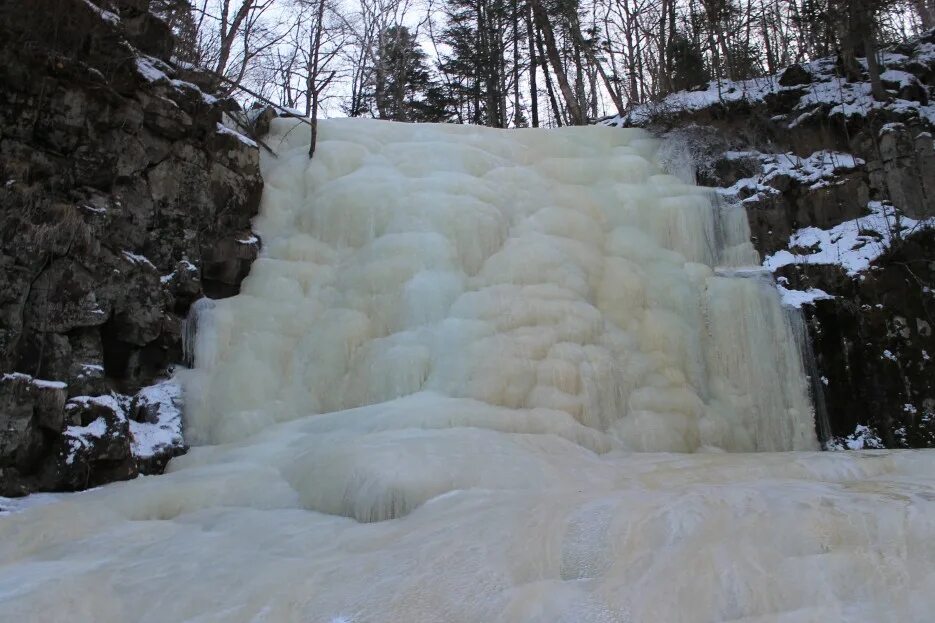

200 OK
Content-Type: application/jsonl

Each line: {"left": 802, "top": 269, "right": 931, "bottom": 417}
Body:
{"left": 0, "top": 0, "right": 262, "bottom": 495}
{"left": 612, "top": 33, "right": 935, "bottom": 449}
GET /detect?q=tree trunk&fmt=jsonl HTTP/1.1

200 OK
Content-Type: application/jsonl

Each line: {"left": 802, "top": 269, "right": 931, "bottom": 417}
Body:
{"left": 528, "top": 0, "right": 584, "bottom": 124}
{"left": 526, "top": 2, "right": 540, "bottom": 127}
{"left": 864, "top": 27, "right": 888, "bottom": 101}
{"left": 535, "top": 23, "right": 563, "bottom": 126}
{"left": 568, "top": 10, "right": 624, "bottom": 116}
{"left": 308, "top": 0, "right": 327, "bottom": 159}
{"left": 512, "top": 0, "right": 522, "bottom": 126}
{"left": 657, "top": 0, "right": 670, "bottom": 94}
{"left": 911, "top": 0, "right": 935, "bottom": 29}
{"left": 215, "top": 0, "right": 253, "bottom": 79}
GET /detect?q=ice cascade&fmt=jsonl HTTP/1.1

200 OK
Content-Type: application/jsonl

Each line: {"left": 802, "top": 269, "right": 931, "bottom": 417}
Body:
{"left": 184, "top": 119, "right": 817, "bottom": 454}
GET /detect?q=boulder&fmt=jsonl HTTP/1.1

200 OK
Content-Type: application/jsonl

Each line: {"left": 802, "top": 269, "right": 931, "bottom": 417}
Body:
{"left": 778, "top": 64, "right": 812, "bottom": 87}
{"left": 58, "top": 393, "right": 135, "bottom": 489}
{"left": 0, "top": 372, "right": 67, "bottom": 495}
{"left": 867, "top": 126, "right": 935, "bottom": 219}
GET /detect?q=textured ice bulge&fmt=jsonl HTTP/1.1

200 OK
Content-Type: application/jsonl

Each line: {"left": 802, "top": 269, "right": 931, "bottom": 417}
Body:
{"left": 185, "top": 119, "right": 815, "bottom": 454}
{"left": 1, "top": 119, "right": 934, "bottom": 623}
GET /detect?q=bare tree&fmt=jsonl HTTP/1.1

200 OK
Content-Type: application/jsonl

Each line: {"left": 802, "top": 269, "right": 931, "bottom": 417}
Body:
{"left": 529, "top": 0, "right": 585, "bottom": 124}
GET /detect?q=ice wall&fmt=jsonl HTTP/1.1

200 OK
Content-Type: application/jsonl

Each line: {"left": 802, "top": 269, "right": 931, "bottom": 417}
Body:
{"left": 2, "top": 120, "right": 933, "bottom": 623}
{"left": 183, "top": 118, "right": 817, "bottom": 453}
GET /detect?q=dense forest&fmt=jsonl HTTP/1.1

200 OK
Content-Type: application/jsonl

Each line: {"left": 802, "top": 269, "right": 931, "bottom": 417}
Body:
{"left": 153, "top": 0, "right": 935, "bottom": 126}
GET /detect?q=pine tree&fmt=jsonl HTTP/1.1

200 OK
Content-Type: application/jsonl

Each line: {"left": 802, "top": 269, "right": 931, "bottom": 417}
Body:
{"left": 372, "top": 26, "right": 449, "bottom": 122}
{"left": 668, "top": 33, "right": 710, "bottom": 92}
{"left": 439, "top": 0, "right": 511, "bottom": 127}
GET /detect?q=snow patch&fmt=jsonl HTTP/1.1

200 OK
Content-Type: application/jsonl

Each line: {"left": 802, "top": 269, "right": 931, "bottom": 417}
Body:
{"left": 123, "top": 251, "right": 156, "bottom": 270}
{"left": 63, "top": 416, "right": 110, "bottom": 465}
{"left": 129, "top": 380, "right": 184, "bottom": 459}
{"left": 171, "top": 79, "right": 218, "bottom": 105}
{"left": 764, "top": 202, "right": 935, "bottom": 276}
{"left": 880, "top": 69, "right": 918, "bottom": 89}
{"left": 717, "top": 150, "right": 863, "bottom": 205}
{"left": 217, "top": 123, "right": 258, "bottom": 149}
{"left": 82, "top": 0, "right": 119, "bottom": 24}
{"left": 776, "top": 284, "right": 833, "bottom": 308}
{"left": 826, "top": 424, "right": 885, "bottom": 450}
{"left": 135, "top": 57, "right": 169, "bottom": 83}
{"left": 605, "top": 34, "right": 935, "bottom": 134}
{"left": 1, "top": 372, "right": 67, "bottom": 390}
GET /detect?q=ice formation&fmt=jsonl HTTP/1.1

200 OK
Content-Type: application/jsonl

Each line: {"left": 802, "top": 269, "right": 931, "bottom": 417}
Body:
{"left": 184, "top": 119, "right": 815, "bottom": 454}
{"left": 1, "top": 119, "right": 934, "bottom": 623}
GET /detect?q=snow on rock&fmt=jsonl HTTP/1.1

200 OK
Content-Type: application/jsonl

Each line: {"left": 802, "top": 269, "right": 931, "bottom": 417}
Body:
{"left": 61, "top": 394, "right": 129, "bottom": 465}
{"left": 122, "top": 250, "right": 157, "bottom": 270}
{"left": 76, "top": 363, "right": 105, "bottom": 382}
{"left": 1, "top": 372, "right": 64, "bottom": 390}
{"left": 129, "top": 380, "right": 184, "bottom": 460}
{"left": 31, "top": 378, "right": 67, "bottom": 390}
{"left": 605, "top": 33, "right": 935, "bottom": 132}
{"left": 63, "top": 416, "right": 110, "bottom": 465}
{"left": 880, "top": 69, "right": 918, "bottom": 89}
{"left": 764, "top": 201, "right": 935, "bottom": 276}
{"left": 171, "top": 79, "right": 218, "bottom": 105}
{"left": 217, "top": 122, "right": 258, "bottom": 149}
{"left": 161, "top": 259, "right": 198, "bottom": 284}
{"left": 606, "top": 76, "right": 780, "bottom": 126}
{"left": 718, "top": 150, "right": 865, "bottom": 204}
{"left": 776, "top": 284, "right": 834, "bottom": 308}
{"left": 82, "top": 0, "right": 119, "bottom": 24}
{"left": 826, "top": 424, "right": 885, "bottom": 450}
{"left": 62, "top": 383, "right": 185, "bottom": 468}
{"left": 134, "top": 56, "right": 169, "bottom": 84}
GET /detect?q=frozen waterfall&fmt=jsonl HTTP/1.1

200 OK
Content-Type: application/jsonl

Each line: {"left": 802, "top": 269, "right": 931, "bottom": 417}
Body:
{"left": 1, "top": 119, "right": 934, "bottom": 623}
{"left": 184, "top": 119, "right": 816, "bottom": 454}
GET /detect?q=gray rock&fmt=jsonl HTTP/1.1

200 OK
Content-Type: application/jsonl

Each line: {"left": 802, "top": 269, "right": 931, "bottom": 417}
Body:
{"left": 867, "top": 126, "right": 935, "bottom": 219}
{"left": 25, "top": 260, "right": 112, "bottom": 333}
{"left": 778, "top": 64, "right": 812, "bottom": 87}
{"left": 0, "top": 372, "right": 67, "bottom": 495}
{"left": 0, "top": 0, "right": 261, "bottom": 495}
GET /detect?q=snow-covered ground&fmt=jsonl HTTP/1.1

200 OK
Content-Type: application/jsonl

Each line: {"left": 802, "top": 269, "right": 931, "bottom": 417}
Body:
{"left": 606, "top": 35, "right": 935, "bottom": 131}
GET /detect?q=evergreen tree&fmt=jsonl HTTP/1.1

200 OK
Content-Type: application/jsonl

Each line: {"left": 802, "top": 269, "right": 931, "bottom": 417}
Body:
{"left": 667, "top": 33, "right": 710, "bottom": 92}
{"left": 150, "top": 0, "right": 202, "bottom": 65}
{"left": 372, "top": 26, "right": 449, "bottom": 122}
{"left": 439, "top": 0, "right": 511, "bottom": 127}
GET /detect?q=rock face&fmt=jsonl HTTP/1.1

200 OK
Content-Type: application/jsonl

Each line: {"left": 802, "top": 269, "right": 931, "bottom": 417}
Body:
{"left": 615, "top": 31, "right": 935, "bottom": 449}
{"left": 0, "top": 0, "right": 262, "bottom": 495}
